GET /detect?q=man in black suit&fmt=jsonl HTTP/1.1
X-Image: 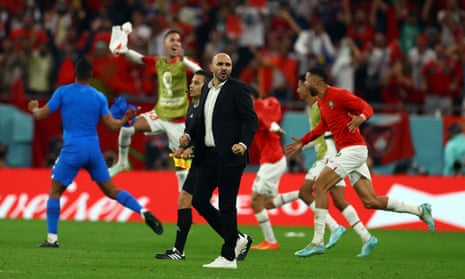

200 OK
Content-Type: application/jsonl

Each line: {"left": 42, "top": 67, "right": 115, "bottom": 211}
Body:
{"left": 180, "top": 53, "right": 258, "bottom": 269}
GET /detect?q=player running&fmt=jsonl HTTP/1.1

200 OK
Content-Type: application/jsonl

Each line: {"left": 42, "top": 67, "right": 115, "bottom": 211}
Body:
{"left": 285, "top": 66, "right": 435, "bottom": 257}
{"left": 29, "top": 57, "right": 163, "bottom": 248}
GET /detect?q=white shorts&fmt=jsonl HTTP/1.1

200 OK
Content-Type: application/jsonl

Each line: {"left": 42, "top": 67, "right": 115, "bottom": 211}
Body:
{"left": 140, "top": 110, "right": 185, "bottom": 152}
{"left": 305, "top": 159, "right": 346, "bottom": 187}
{"left": 252, "top": 156, "right": 287, "bottom": 196}
{"left": 326, "top": 145, "right": 372, "bottom": 185}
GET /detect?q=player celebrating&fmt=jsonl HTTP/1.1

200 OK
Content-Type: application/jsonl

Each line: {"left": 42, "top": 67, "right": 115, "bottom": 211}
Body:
{"left": 285, "top": 66, "right": 434, "bottom": 257}
{"left": 247, "top": 86, "right": 300, "bottom": 250}
{"left": 108, "top": 24, "right": 201, "bottom": 191}
{"left": 29, "top": 57, "right": 163, "bottom": 247}
{"left": 294, "top": 74, "right": 376, "bottom": 257}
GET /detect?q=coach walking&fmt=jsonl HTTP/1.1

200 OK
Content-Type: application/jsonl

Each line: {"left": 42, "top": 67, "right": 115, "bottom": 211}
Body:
{"left": 180, "top": 53, "right": 258, "bottom": 269}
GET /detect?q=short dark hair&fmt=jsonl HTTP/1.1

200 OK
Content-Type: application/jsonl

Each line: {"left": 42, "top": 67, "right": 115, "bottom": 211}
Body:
{"left": 164, "top": 29, "right": 182, "bottom": 40}
{"left": 298, "top": 74, "right": 306, "bottom": 83}
{"left": 194, "top": 70, "right": 211, "bottom": 81}
{"left": 75, "top": 57, "right": 92, "bottom": 80}
{"left": 307, "top": 66, "right": 328, "bottom": 83}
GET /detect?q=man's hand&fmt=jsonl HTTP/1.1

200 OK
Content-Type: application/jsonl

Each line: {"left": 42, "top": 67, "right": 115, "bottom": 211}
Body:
{"left": 28, "top": 100, "right": 39, "bottom": 112}
{"left": 284, "top": 136, "right": 304, "bottom": 157}
{"left": 182, "top": 147, "right": 194, "bottom": 159}
{"left": 179, "top": 134, "right": 190, "bottom": 148}
{"left": 173, "top": 147, "right": 185, "bottom": 158}
{"left": 232, "top": 143, "right": 246, "bottom": 156}
{"left": 347, "top": 113, "right": 365, "bottom": 133}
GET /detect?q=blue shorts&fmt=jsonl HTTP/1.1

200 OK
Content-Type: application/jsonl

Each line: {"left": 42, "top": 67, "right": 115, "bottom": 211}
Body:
{"left": 51, "top": 141, "right": 110, "bottom": 186}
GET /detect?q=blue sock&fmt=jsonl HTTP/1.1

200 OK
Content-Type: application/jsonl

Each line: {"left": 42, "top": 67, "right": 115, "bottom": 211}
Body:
{"left": 46, "top": 198, "right": 60, "bottom": 234}
{"left": 115, "top": 190, "right": 143, "bottom": 214}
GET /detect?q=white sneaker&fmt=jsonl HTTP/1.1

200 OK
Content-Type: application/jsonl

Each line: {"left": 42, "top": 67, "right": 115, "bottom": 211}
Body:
{"left": 234, "top": 234, "right": 248, "bottom": 258}
{"left": 108, "top": 163, "right": 130, "bottom": 177}
{"left": 202, "top": 256, "right": 237, "bottom": 269}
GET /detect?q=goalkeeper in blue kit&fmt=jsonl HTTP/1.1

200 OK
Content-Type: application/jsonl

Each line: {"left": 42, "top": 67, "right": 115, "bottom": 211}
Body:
{"left": 28, "top": 57, "right": 163, "bottom": 247}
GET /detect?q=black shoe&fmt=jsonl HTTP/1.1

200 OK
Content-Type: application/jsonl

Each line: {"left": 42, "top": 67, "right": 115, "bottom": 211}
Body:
{"left": 237, "top": 235, "right": 253, "bottom": 261}
{"left": 155, "top": 248, "right": 186, "bottom": 260}
{"left": 37, "top": 240, "right": 59, "bottom": 248}
{"left": 143, "top": 211, "right": 163, "bottom": 235}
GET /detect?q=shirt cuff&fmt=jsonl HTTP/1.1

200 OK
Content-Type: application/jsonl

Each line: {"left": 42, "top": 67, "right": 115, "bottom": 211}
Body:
{"left": 238, "top": 142, "right": 247, "bottom": 150}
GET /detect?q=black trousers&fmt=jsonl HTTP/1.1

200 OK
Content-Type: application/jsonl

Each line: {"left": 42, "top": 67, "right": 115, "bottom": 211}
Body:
{"left": 192, "top": 150, "right": 245, "bottom": 261}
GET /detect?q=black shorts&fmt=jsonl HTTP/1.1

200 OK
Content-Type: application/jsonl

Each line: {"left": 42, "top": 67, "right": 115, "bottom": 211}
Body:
{"left": 182, "top": 163, "right": 198, "bottom": 195}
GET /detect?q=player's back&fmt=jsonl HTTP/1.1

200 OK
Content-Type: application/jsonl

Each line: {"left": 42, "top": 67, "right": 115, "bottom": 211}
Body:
{"left": 50, "top": 83, "right": 109, "bottom": 145}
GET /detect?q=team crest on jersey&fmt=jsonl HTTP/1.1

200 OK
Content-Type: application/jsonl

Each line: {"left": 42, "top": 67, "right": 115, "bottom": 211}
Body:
{"left": 329, "top": 100, "right": 334, "bottom": 109}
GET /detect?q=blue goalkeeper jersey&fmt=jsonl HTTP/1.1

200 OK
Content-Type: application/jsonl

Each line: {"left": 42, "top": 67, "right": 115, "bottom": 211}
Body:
{"left": 46, "top": 83, "right": 111, "bottom": 147}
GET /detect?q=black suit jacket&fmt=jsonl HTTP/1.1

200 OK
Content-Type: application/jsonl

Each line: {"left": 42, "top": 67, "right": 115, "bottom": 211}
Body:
{"left": 186, "top": 78, "right": 258, "bottom": 166}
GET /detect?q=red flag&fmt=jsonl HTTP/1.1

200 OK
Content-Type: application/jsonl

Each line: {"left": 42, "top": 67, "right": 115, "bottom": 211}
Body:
{"left": 362, "top": 111, "right": 415, "bottom": 165}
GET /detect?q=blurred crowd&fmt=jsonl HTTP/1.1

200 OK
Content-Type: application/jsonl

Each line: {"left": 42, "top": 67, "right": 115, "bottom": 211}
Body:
{"left": 1, "top": 0, "right": 465, "bottom": 117}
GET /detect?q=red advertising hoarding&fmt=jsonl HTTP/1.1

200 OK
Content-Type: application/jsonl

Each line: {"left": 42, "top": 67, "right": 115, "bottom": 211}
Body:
{"left": 1, "top": 169, "right": 464, "bottom": 231}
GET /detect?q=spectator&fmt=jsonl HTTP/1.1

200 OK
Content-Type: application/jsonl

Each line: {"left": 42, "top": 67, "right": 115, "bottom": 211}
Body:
{"left": 437, "top": 0, "right": 465, "bottom": 46}
{"left": 443, "top": 123, "right": 465, "bottom": 176}
{"left": 0, "top": 38, "right": 28, "bottom": 96}
{"left": 380, "top": 58, "right": 416, "bottom": 112}
{"left": 346, "top": 8, "right": 374, "bottom": 50}
{"left": 359, "top": 32, "right": 390, "bottom": 103}
{"left": 232, "top": 0, "right": 268, "bottom": 78}
{"left": 8, "top": 14, "right": 48, "bottom": 51}
{"left": 252, "top": 35, "right": 298, "bottom": 103}
{"left": 421, "top": 43, "right": 461, "bottom": 115}
{"left": 330, "top": 37, "right": 362, "bottom": 92}
{"left": 27, "top": 41, "right": 54, "bottom": 95}
{"left": 294, "top": 19, "right": 336, "bottom": 74}
{"left": 407, "top": 34, "right": 436, "bottom": 95}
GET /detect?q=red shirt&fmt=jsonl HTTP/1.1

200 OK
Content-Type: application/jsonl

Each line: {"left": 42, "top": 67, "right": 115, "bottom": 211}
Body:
{"left": 253, "top": 97, "right": 284, "bottom": 164}
{"left": 422, "top": 59, "right": 460, "bottom": 97}
{"left": 301, "top": 86, "right": 373, "bottom": 150}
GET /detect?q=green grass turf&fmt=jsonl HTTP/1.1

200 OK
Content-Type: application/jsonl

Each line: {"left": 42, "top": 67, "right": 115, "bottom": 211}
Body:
{"left": 1, "top": 219, "right": 464, "bottom": 279}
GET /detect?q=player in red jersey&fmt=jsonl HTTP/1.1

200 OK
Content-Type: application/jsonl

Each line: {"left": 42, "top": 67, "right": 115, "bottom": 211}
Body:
{"left": 285, "top": 66, "right": 435, "bottom": 257}
{"left": 248, "top": 87, "right": 299, "bottom": 251}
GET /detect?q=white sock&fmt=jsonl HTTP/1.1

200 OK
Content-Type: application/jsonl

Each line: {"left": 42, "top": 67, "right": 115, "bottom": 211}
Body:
{"left": 311, "top": 208, "right": 327, "bottom": 246}
{"left": 342, "top": 205, "right": 371, "bottom": 243}
{"left": 272, "top": 190, "right": 299, "bottom": 207}
{"left": 255, "top": 210, "right": 276, "bottom": 243}
{"left": 47, "top": 233, "right": 58, "bottom": 243}
{"left": 325, "top": 213, "right": 339, "bottom": 232}
{"left": 386, "top": 197, "right": 421, "bottom": 216}
{"left": 117, "top": 126, "right": 135, "bottom": 166}
{"left": 175, "top": 169, "right": 189, "bottom": 192}
{"left": 309, "top": 201, "right": 339, "bottom": 232}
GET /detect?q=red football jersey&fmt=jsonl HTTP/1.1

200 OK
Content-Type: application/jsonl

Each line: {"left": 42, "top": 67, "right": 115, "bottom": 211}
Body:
{"left": 301, "top": 86, "right": 373, "bottom": 150}
{"left": 253, "top": 97, "right": 284, "bottom": 164}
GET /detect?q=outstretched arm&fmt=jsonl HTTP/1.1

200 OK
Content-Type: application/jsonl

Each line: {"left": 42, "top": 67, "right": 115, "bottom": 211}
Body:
{"left": 28, "top": 100, "right": 52, "bottom": 120}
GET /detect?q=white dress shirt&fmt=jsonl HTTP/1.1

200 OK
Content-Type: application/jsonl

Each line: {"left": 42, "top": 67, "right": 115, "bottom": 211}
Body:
{"left": 204, "top": 79, "right": 227, "bottom": 147}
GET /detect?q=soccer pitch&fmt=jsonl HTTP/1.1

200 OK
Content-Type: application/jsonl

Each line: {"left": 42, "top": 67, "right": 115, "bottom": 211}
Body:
{"left": 1, "top": 219, "right": 464, "bottom": 279}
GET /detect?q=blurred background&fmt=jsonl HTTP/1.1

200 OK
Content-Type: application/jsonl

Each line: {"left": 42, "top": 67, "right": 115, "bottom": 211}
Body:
{"left": 1, "top": 0, "right": 465, "bottom": 176}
